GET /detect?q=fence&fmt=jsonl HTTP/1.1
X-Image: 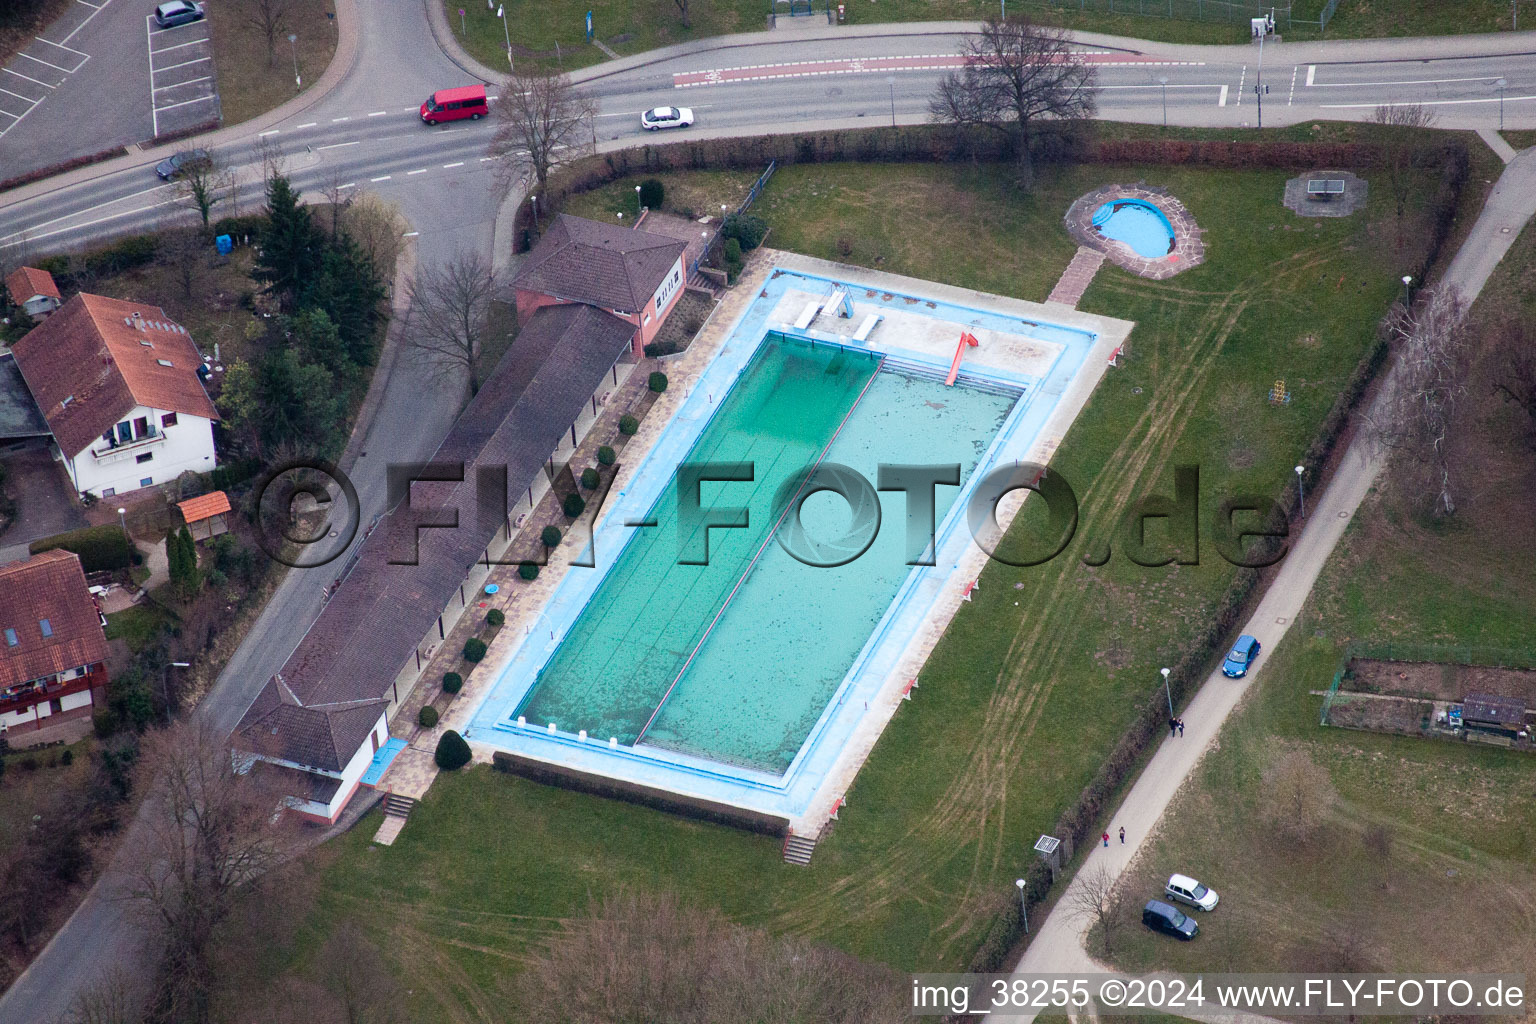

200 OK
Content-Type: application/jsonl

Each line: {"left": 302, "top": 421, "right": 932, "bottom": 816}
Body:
{"left": 1320, "top": 641, "right": 1536, "bottom": 725}
{"left": 690, "top": 159, "right": 776, "bottom": 279}
{"left": 1020, "top": 0, "right": 1338, "bottom": 32}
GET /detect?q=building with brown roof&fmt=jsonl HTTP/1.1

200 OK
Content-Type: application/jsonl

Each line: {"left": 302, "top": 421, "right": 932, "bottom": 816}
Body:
{"left": 233, "top": 298, "right": 642, "bottom": 823}
{"left": 4, "top": 266, "right": 62, "bottom": 320}
{"left": 0, "top": 550, "right": 110, "bottom": 737}
{"left": 512, "top": 213, "right": 688, "bottom": 351}
{"left": 10, "top": 292, "right": 219, "bottom": 499}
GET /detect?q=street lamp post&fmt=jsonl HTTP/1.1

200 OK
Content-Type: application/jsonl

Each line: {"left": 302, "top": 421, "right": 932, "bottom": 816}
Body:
{"left": 498, "top": 4, "right": 512, "bottom": 69}
{"left": 1402, "top": 274, "right": 1412, "bottom": 307}
{"left": 163, "top": 661, "right": 191, "bottom": 724}
{"left": 635, "top": 184, "right": 643, "bottom": 215}
{"left": 1157, "top": 75, "right": 1169, "bottom": 128}
{"left": 1015, "top": 878, "right": 1029, "bottom": 933}
{"left": 530, "top": 193, "right": 538, "bottom": 230}
{"left": 288, "top": 33, "right": 299, "bottom": 89}
{"left": 1254, "top": 28, "right": 1267, "bottom": 130}
{"left": 1160, "top": 667, "right": 1173, "bottom": 718}
{"left": 888, "top": 76, "right": 896, "bottom": 128}
{"left": 117, "top": 507, "right": 127, "bottom": 532}
{"left": 1496, "top": 77, "right": 1508, "bottom": 131}
{"left": 1295, "top": 464, "right": 1306, "bottom": 517}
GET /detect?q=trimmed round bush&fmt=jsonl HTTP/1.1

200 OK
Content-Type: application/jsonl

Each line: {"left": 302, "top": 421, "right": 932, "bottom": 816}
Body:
{"left": 486, "top": 608, "right": 505, "bottom": 627}
{"left": 648, "top": 372, "right": 668, "bottom": 393}
{"left": 434, "top": 729, "right": 472, "bottom": 771}
{"left": 541, "top": 525, "right": 562, "bottom": 548}
{"left": 563, "top": 492, "right": 586, "bottom": 518}
{"left": 597, "top": 445, "right": 616, "bottom": 466}
{"left": 463, "top": 637, "right": 487, "bottom": 662}
{"left": 638, "top": 178, "right": 665, "bottom": 209}
{"left": 418, "top": 705, "right": 439, "bottom": 728}
{"left": 619, "top": 415, "right": 639, "bottom": 436}
{"left": 723, "top": 213, "right": 768, "bottom": 250}
{"left": 442, "top": 672, "right": 463, "bottom": 694}
{"left": 580, "top": 467, "right": 600, "bottom": 490}
{"left": 519, "top": 561, "right": 540, "bottom": 581}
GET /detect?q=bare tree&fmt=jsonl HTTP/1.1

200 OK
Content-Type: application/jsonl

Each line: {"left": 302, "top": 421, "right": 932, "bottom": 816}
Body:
{"left": 929, "top": 15, "right": 1097, "bottom": 186}
{"left": 339, "top": 190, "right": 409, "bottom": 279}
{"left": 66, "top": 967, "right": 144, "bottom": 1024}
{"left": 1368, "top": 286, "right": 1472, "bottom": 517}
{"left": 673, "top": 0, "right": 692, "bottom": 27}
{"left": 1491, "top": 318, "right": 1536, "bottom": 449}
{"left": 1368, "top": 103, "right": 1436, "bottom": 245}
{"left": 320, "top": 169, "right": 354, "bottom": 238}
{"left": 489, "top": 70, "right": 596, "bottom": 194}
{"left": 175, "top": 152, "right": 232, "bottom": 230}
{"left": 161, "top": 227, "right": 209, "bottom": 299}
{"left": 1262, "top": 748, "right": 1335, "bottom": 844}
{"left": 402, "top": 249, "right": 498, "bottom": 400}
{"left": 319, "top": 925, "right": 405, "bottom": 1024}
{"left": 1066, "top": 862, "right": 1129, "bottom": 956}
{"left": 126, "top": 720, "right": 303, "bottom": 1024}
{"left": 232, "top": 0, "right": 298, "bottom": 66}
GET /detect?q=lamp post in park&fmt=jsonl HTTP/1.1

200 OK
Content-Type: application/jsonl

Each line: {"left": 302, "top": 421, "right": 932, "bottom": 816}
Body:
{"left": 888, "top": 76, "right": 896, "bottom": 128}
{"left": 1015, "top": 878, "right": 1029, "bottom": 934}
{"left": 1295, "top": 464, "right": 1306, "bottom": 518}
{"left": 635, "top": 184, "right": 643, "bottom": 215}
{"left": 1160, "top": 667, "right": 1173, "bottom": 718}
{"left": 288, "top": 33, "right": 300, "bottom": 89}
{"left": 498, "top": 4, "right": 512, "bottom": 69}
{"left": 1496, "top": 77, "right": 1508, "bottom": 130}
{"left": 1402, "top": 274, "right": 1413, "bottom": 307}
{"left": 1158, "top": 75, "right": 1169, "bottom": 128}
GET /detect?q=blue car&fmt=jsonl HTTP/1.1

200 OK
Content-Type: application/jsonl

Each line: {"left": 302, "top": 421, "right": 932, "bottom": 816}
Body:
{"left": 1222, "top": 634, "right": 1261, "bottom": 677}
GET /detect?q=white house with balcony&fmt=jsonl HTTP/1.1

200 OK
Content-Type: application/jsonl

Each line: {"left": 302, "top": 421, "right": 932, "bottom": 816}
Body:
{"left": 11, "top": 292, "right": 219, "bottom": 499}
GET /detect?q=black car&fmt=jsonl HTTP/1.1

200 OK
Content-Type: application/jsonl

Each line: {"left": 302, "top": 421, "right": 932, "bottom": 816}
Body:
{"left": 1142, "top": 899, "right": 1199, "bottom": 940}
{"left": 155, "top": 148, "right": 211, "bottom": 181}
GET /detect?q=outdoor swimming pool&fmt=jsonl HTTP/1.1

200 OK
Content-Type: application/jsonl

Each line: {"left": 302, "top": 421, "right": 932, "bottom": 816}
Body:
{"left": 465, "top": 264, "right": 1116, "bottom": 823}
{"left": 1092, "top": 198, "right": 1176, "bottom": 258}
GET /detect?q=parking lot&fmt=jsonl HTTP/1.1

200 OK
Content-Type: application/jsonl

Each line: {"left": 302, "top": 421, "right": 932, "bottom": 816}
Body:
{"left": 0, "top": 0, "right": 112, "bottom": 143}
{"left": 146, "top": 9, "right": 219, "bottom": 137}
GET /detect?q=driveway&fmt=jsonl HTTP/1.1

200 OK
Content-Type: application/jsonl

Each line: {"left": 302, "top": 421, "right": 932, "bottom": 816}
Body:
{"left": 0, "top": 441, "right": 86, "bottom": 565}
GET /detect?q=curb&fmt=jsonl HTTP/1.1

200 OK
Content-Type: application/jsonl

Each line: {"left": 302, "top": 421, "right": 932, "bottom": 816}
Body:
{"left": 338, "top": 233, "right": 418, "bottom": 477}
{"left": 422, "top": 0, "right": 506, "bottom": 83}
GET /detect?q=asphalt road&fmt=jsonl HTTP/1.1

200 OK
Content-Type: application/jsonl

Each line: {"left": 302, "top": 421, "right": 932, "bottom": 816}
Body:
{"left": 2, "top": 9, "right": 1536, "bottom": 1023}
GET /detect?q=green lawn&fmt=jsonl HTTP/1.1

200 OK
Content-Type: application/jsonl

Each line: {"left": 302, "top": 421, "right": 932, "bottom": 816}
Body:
{"left": 1104, "top": 221, "right": 1536, "bottom": 976}
{"left": 449, "top": 0, "right": 1525, "bottom": 73}
{"left": 257, "top": 150, "right": 1478, "bottom": 1020}
{"left": 104, "top": 604, "right": 173, "bottom": 654}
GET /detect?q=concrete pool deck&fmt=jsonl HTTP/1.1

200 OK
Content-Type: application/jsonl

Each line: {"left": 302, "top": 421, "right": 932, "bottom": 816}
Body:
{"left": 451, "top": 249, "right": 1134, "bottom": 838}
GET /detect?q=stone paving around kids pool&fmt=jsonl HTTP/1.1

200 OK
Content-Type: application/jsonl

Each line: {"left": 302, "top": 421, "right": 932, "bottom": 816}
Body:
{"left": 1065, "top": 183, "right": 1205, "bottom": 280}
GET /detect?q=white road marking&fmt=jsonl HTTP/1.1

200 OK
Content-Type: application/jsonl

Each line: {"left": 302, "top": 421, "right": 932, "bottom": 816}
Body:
{"left": 480, "top": 156, "right": 495, "bottom": 161}
{"left": 316, "top": 140, "right": 360, "bottom": 149}
{"left": 1236, "top": 66, "right": 1246, "bottom": 106}
{"left": 1218, "top": 84, "right": 1228, "bottom": 106}
{"left": 295, "top": 121, "right": 317, "bottom": 129}
{"left": 153, "top": 74, "right": 211, "bottom": 92}
{"left": 1306, "top": 64, "right": 1316, "bottom": 87}
{"left": 258, "top": 129, "right": 280, "bottom": 137}
{"left": 151, "top": 38, "right": 205, "bottom": 55}
{"left": 36, "top": 38, "right": 88, "bottom": 59}
{"left": 367, "top": 110, "right": 387, "bottom": 116}
{"left": 4, "top": 66, "right": 56, "bottom": 88}
{"left": 1322, "top": 94, "right": 1535, "bottom": 109}
{"left": 61, "top": 0, "right": 110, "bottom": 45}
{"left": 1306, "top": 74, "right": 1505, "bottom": 89}
{"left": 154, "top": 56, "right": 211, "bottom": 73}
{"left": 442, "top": 161, "right": 463, "bottom": 168}
{"left": 406, "top": 168, "right": 427, "bottom": 174}
{"left": 402, "top": 231, "right": 419, "bottom": 237}
{"left": 145, "top": 15, "right": 156, "bottom": 136}
{"left": 332, "top": 116, "right": 349, "bottom": 122}
{"left": 18, "top": 51, "right": 71, "bottom": 73}
{"left": 339, "top": 183, "right": 355, "bottom": 189}
{"left": 1288, "top": 65, "right": 1298, "bottom": 106}
{"left": 155, "top": 93, "right": 215, "bottom": 113}
{"left": 371, "top": 175, "right": 391, "bottom": 181}
{"left": 0, "top": 86, "right": 37, "bottom": 102}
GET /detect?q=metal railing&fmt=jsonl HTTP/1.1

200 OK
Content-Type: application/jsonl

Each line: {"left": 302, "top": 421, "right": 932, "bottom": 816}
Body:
{"left": 691, "top": 160, "right": 777, "bottom": 280}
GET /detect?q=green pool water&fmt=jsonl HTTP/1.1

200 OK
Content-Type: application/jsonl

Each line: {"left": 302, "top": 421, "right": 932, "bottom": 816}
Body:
{"left": 516, "top": 334, "right": 1017, "bottom": 772}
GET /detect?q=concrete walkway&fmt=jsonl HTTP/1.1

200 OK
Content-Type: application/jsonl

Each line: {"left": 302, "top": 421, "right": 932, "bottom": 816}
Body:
{"left": 1047, "top": 247, "right": 1108, "bottom": 307}
{"left": 986, "top": 139, "right": 1536, "bottom": 1024}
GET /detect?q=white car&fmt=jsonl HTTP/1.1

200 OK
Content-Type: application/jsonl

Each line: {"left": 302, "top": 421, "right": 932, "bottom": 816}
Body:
{"left": 1165, "top": 873, "right": 1219, "bottom": 911}
{"left": 641, "top": 106, "right": 694, "bottom": 131}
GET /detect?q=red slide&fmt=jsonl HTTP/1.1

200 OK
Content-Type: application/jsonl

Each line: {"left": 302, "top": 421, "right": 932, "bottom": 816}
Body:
{"left": 944, "top": 332, "right": 980, "bottom": 386}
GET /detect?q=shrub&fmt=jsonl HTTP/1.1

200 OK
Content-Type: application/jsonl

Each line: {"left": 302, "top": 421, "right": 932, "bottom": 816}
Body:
{"left": 30, "top": 524, "right": 134, "bottom": 573}
{"left": 463, "top": 637, "right": 487, "bottom": 662}
{"left": 434, "top": 729, "right": 472, "bottom": 770}
{"left": 60, "top": 749, "right": 74, "bottom": 766}
{"left": 442, "top": 672, "right": 463, "bottom": 694}
{"left": 563, "top": 492, "right": 586, "bottom": 518}
{"left": 724, "top": 237, "right": 743, "bottom": 263}
{"left": 597, "top": 445, "right": 616, "bottom": 466}
{"left": 519, "top": 561, "right": 540, "bottom": 581}
{"left": 648, "top": 371, "right": 668, "bottom": 393}
{"left": 418, "top": 705, "right": 439, "bottom": 728}
{"left": 580, "top": 467, "right": 600, "bottom": 490}
{"left": 619, "top": 415, "right": 639, "bottom": 435}
{"left": 722, "top": 213, "right": 768, "bottom": 250}
{"left": 638, "top": 178, "right": 665, "bottom": 209}
{"left": 541, "top": 525, "right": 562, "bottom": 548}
{"left": 835, "top": 235, "right": 854, "bottom": 259}
{"left": 643, "top": 340, "right": 679, "bottom": 358}
{"left": 486, "top": 608, "right": 505, "bottom": 627}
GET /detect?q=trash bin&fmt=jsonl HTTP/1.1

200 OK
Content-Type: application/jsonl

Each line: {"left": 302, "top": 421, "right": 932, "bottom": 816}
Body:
{"left": 215, "top": 234, "right": 233, "bottom": 255}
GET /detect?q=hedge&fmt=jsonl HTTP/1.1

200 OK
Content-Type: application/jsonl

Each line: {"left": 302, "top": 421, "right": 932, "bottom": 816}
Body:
{"left": 597, "top": 445, "right": 616, "bottom": 466}
{"left": 435, "top": 729, "right": 472, "bottom": 770}
{"left": 442, "top": 672, "right": 463, "bottom": 694}
{"left": 619, "top": 415, "right": 640, "bottom": 436}
{"left": 30, "top": 524, "right": 134, "bottom": 573}
{"left": 418, "top": 705, "right": 439, "bottom": 728}
{"left": 541, "top": 525, "right": 562, "bottom": 548}
{"left": 519, "top": 562, "right": 540, "bottom": 581}
{"left": 563, "top": 493, "right": 586, "bottom": 518}
{"left": 580, "top": 467, "right": 600, "bottom": 489}
{"left": 648, "top": 372, "right": 668, "bottom": 393}
{"left": 487, "top": 608, "right": 505, "bottom": 627}
{"left": 463, "top": 637, "right": 487, "bottom": 662}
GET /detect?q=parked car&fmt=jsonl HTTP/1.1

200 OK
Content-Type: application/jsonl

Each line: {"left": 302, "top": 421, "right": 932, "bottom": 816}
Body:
{"left": 1142, "top": 899, "right": 1199, "bottom": 940}
{"left": 420, "top": 84, "right": 488, "bottom": 125}
{"left": 1164, "top": 873, "right": 1219, "bottom": 911}
{"left": 640, "top": 106, "right": 694, "bottom": 131}
{"left": 1221, "top": 634, "right": 1261, "bottom": 677}
{"left": 154, "top": 148, "right": 211, "bottom": 181}
{"left": 153, "top": 1, "right": 204, "bottom": 27}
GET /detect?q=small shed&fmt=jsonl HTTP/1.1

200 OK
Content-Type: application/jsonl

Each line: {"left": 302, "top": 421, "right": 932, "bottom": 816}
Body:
{"left": 176, "top": 490, "right": 232, "bottom": 541}
{"left": 5, "top": 266, "right": 62, "bottom": 320}
{"left": 1460, "top": 693, "right": 1528, "bottom": 736}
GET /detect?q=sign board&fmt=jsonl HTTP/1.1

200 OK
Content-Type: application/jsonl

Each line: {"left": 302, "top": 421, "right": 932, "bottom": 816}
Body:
{"left": 586, "top": 10, "right": 594, "bottom": 40}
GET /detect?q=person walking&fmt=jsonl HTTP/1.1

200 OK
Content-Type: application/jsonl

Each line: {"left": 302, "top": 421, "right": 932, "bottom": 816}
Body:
{"left": 1102, "top": 831, "right": 1110, "bottom": 847}
{"left": 1177, "top": 718, "right": 1185, "bottom": 737}
{"left": 1119, "top": 826, "right": 1125, "bottom": 845}
{"left": 1169, "top": 716, "right": 1177, "bottom": 737}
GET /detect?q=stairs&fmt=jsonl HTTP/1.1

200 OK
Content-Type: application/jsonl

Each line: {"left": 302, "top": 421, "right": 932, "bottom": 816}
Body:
{"left": 782, "top": 831, "right": 817, "bottom": 865}
{"left": 372, "top": 793, "right": 417, "bottom": 846}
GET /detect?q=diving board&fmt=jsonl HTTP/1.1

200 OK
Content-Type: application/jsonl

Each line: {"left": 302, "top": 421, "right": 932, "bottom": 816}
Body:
{"left": 852, "top": 313, "right": 883, "bottom": 342}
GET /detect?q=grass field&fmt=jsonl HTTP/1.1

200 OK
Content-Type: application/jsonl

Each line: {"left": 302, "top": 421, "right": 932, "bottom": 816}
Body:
{"left": 449, "top": 0, "right": 1526, "bottom": 72}
{"left": 249, "top": 148, "right": 1485, "bottom": 1020}
{"left": 209, "top": 0, "right": 338, "bottom": 127}
{"left": 1105, "top": 220, "right": 1536, "bottom": 976}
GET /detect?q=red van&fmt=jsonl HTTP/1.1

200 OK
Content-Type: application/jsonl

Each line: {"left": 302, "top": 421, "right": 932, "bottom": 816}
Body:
{"left": 420, "top": 84, "right": 488, "bottom": 126}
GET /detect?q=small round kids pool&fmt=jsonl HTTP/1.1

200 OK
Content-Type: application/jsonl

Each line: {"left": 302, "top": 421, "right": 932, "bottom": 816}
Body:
{"left": 1091, "top": 199, "right": 1176, "bottom": 258}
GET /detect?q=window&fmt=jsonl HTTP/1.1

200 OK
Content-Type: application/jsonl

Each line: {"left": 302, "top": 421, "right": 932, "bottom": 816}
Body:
{"left": 136, "top": 452, "right": 153, "bottom": 464}
{"left": 140, "top": 477, "right": 154, "bottom": 487}
{"left": 39, "top": 619, "right": 52, "bottom": 638}
{"left": 3, "top": 628, "right": 16, "bottom": 647}
{"left": 116, "top": 422, "right": 132, "bottom": 444}
{"left": 161, "top": 412, "right": 177, "bottom": 428}
{"left": 102, "top": 487, "right": 115, "bottom": 498}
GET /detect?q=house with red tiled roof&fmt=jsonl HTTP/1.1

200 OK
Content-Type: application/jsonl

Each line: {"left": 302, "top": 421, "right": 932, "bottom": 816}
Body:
{"left": 512, "top": 214, "right": 688, "bottom": 352}
{"left": 10, "top": 292, "right": 219, "bottom": 499}
{"left": 4, "top": 266, "right": 62, "bottom": 320}
{"left": 0, "top": 550, "right": 110, "bottom": 737}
